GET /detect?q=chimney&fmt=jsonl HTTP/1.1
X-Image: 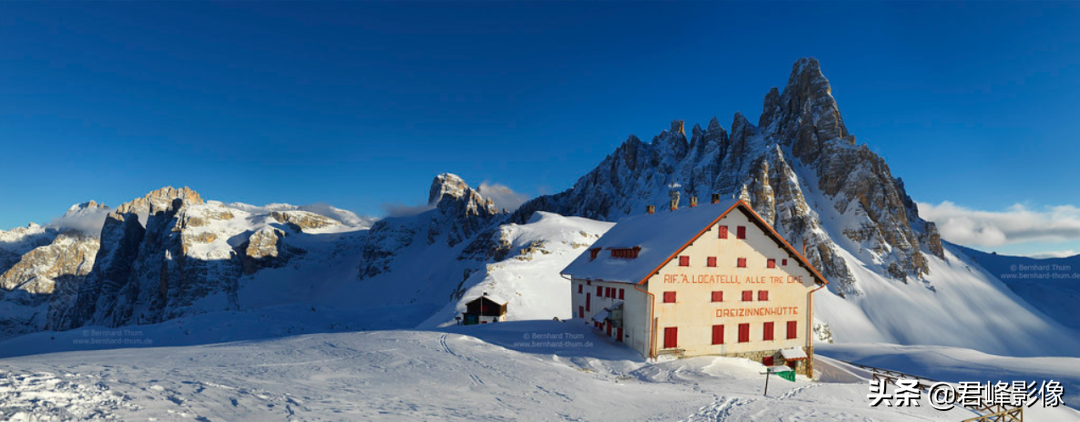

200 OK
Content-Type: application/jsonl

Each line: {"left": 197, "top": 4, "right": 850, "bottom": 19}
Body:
{"left": 646, "top": 205, "right": 655, "bottom": 214}
{"left": 711, "top": 193, "right": 720, "bottom": 204}
{"left": 690, "top": 197, "right": 698, "bottom": 208}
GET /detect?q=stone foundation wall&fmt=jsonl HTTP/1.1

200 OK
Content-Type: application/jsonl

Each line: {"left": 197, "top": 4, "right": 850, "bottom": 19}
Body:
{"left": 718, "top": 346, "right": 812, "bottom": 377}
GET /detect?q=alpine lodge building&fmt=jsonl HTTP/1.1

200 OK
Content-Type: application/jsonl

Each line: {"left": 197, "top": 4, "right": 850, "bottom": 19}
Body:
{"left": 560, "top": 196, "right": 828, "bottom": 377}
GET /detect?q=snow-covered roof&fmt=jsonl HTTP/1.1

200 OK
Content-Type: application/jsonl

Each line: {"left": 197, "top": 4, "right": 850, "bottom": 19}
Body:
{"left": 471, "top": 295, "right": 507, "bottom": 305}
{"left": 592, "top": 309, "right": 609, "bottom": 323}
{"left": 780, "top": 347, "right": 808, "bottom": 360}
{"left": 560, "top": 199, "right": 827, "bottom": 286}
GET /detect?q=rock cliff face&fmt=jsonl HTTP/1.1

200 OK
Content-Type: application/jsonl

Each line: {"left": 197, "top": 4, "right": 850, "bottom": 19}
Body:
{"left": 49, "top": 187, "right": 347, "bottom": 330}
{"left": 359, "top": 173, "right": 501, "bottom": 279}
{"left": 512, "top": 58, "right": 945, "bottom": 294}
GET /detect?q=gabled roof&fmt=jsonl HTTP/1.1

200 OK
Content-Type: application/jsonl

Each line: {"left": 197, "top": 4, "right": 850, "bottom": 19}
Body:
{"left": 560, "top": 199, "right": 828, "bottom": 286}
{"left": 467, "top": 295, "right": 507, "bottom": 306}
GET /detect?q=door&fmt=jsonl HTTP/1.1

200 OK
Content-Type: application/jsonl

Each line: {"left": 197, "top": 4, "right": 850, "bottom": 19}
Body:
{"left": 663, "top": 327, "right": 678, "bottom": 349}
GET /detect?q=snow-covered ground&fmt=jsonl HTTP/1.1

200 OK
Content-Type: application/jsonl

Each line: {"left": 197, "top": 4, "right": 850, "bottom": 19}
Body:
{"left": 10, "top": 321, "right": 1076, "bottom": 421}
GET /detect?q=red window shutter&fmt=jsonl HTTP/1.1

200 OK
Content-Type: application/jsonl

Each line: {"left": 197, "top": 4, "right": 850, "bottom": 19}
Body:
{"left": 586, "top": 294, "right": 591, "bottom": 312}
{"left": 606, "top": 321, "right": 612, "bottom": 336}
{"left": 767, "top": 259, "right": 776, "bottom": 269}
{"left": 578, "top": 306, "right": 584, "bottom": 318}
{"left": 782, "top": 259, "right": 788, "bottom": 266}
{"left": 664, "top": 327, "right": 678, "bottom": 349}
{"left": 718, "top": 225, "right": 728, "bottom": 239}
{"left": 712, "top": 325, "right": 724, "bottom": 345}
{"left": 616, "top": 328, "right": 623, "bottom": 342}
{"left": 742, "top": 290, "right": 753, "bottom": 302}
{"left": 590, "top": 248, "right": 600, "bottom": 260}
{"left": 597, "top": 286, "right": 603, "bottom": 296}
{"left": 578, "top": 284, "right": 583, "bottom": 294}
{"left": 764, "top": 322, "right": 774, "bottom": 341}
{"left": 738, "top": 323, "right": 749, "bottom": 343}
{"left": 618, "top": 289, "right": 624, "bottom": 300}
{"left": 737, "top": 258, "right": 747, "bottom": 268}
{"left": 606, "top": 287, "right": 612, "bottom": 297}
{"left": 763, "top": 356, "right": 774, "bottom": 366}
{"left": 787, "top": 321, "right": 797, "bottom": 339}
{"left": 758, "top": 290, "right": 769, "bottom": 301}
{"left": 736, "top": 226, "right": 746, "bottom": 239}
{"left": 679, "top": 256, "right": 690, "bottom": 267}
{"left": 711, "top": 291, "right": 723, "bottom": 302}
{"left": 663, "top": 291, "right": 676, "bottom": 303}
{"left": 707, "top": 257, "right": 717, "bottom": 267}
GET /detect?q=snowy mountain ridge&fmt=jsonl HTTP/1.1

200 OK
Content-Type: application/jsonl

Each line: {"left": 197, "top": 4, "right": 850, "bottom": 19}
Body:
{"left": 0, "top": 58, "right": 1077, "bottom": 361}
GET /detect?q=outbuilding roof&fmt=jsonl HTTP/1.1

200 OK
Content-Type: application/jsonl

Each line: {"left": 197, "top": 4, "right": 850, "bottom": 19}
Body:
{"left": 560, "top": 199, "right": 828, "bottom": 286}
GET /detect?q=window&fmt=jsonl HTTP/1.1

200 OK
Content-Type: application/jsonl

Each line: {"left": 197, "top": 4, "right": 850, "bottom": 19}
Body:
{"left": 707, "top": 257, "right": 717, "bottom": 267}
{"left": 589, "top": 248, "right": 600, "bottom": 260}
{"left": 586, "top": 294, "right": 590, "bottom": 312}
{"left": 578, "top": 306, "right": 584, "bottom": 319}
{"left": 664, "top": 327, "right": 678, "bottom": 349}
{"left": 741, "top": 290, "right": 753, "bottom": 302}
{"left": 711, "top": 291, "right": 724, "bottom": 302}
{"left": 663, "top": 291, "right": 677, "bottom": 303}
{"left": 712, "top": 325, "right": 724, "bottom": 345}
{"left": 782, "top": 259, "right": 788, "bottom": 266}
{"left": 679, "top": 256, "right": 690, "bottom": 267}
{"left": 606, "top": 287, "right": 612, "bottom": 298}
{"left": 738, "top": 323, "right": 750, "bottom": 343}
{"left": 618, "top": 289, "right": 625, "bottom": 300}
{"left": 787, "top": 321, "right": 797, "bottom": 339}
{"left": 767, "top": 259, "right": 776, "bottom": 269}
{"left": 758, "top": 290, "right": 769, "bottom": 302}
{"left": 737, "top": 258, "right": 747, "bottom": 268}
{"left": 718, "top": 225, "right": 729, "bottom": 239}
{"left": 736, "top": 226, "right": 746, "bottom": 239}
{"left": 597, "top": 286, "right": 603, "bottom": 296}
{"left": 611, "top": 247, "right": 641, "bottom": 259}
{"left": 616, "top": 328, "right": 623, "bottom": 342}
{"left": 578, "top": 284, "right": 583, "bottom": 294}
{"left": 764, "top": 322, "right": 774, "bottom": 341}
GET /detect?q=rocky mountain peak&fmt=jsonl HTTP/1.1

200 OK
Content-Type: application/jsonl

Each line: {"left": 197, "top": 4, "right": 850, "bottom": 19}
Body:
{"left": 116, "top": 186, "right": 203, "bottom": 215}
{"left": 428, "top": 173, "right": 470, "bottom": 205}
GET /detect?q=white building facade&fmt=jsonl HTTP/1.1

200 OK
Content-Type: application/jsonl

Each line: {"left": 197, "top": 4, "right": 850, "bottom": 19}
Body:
{"left": 562, "top": 198, "right": 828, "bottom": 376}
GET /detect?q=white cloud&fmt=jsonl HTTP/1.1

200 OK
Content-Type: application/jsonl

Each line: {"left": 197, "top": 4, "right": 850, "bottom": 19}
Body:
{"left": 47, "top": 206, "right": 112, "bottom": 237}
{"left": 477, "top": 182, "right": 530, "bottom": 212}
{"left": 917, "top": 201, "right": 1080, "bottom": 247}
{"left": 381, "top": 203, "right": 437, "bottom": 218}
{"left": 1026, "top": 250, "right": 1077, "bottom": 259}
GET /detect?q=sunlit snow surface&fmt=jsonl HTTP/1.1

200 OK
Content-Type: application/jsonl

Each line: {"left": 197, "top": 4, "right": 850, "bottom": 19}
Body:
{"left": 2, "top": 211, "right": 1080, "bottom": 419}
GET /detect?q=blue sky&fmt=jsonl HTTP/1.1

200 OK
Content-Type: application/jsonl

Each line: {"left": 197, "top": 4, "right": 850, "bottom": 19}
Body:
{"left": 3, "top": 2, "right": 1080, "bottom": 257}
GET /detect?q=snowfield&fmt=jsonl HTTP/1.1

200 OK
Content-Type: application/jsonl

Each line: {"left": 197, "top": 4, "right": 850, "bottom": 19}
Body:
{"left": 9, "top": 321, "right": 1077, "bottom": 421}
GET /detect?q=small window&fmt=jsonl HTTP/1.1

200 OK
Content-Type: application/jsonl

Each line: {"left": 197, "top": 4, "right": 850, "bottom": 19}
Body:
{"left": 589, "top": 248, "right": 600, "bottom": 260}
{"left": 782, "top": 259, "right": 788, "bottom": 266}
{"left": 679, "top": 256, "right": 690, "bottom": 267}
{"left": 664, "top": 327, "right": 678, "bottom": 349}
{"left": 741, "top": 290, "right": 753, "bottom": 302}
{"left": 787, "top": 321, "right": 797, "bottom": 339}
{"left": 586, "top": 294, "right": 590, "bottom": 311}
{"left": 578, "top": 284, "right": 583, "bottom": 294}
{"left": 763, "top": 322, "right": 774, "bottom": 341}
{"left": 758, "top": 290, "right": 769, "bottom": 302}
{"left": 767, "top": 259, "right": 776, "bottom": 269}
{"left": 711, "top": 291, "right": 723, "bottom": 302}
{"left": 707, "top": 257, "right": 717, "bottom": 267}
{"left": 606, "top": 287, "right": 612, "bottom": 298}
{"left": 738, "top": 323, "right": 750, "bottom": 343}
{"left": 737, "top": 258, "right": 747, "bottom": 268}
{"left": 578, "top": 306, "right": 584, "bottom": 319}
{"left": 618, "top": 289, "right": 625, "bottom": 300}
{"left": 712, "top": 325, "right": 724, "bottom": 345}
{"left": 736, "top": 226, "right": 746, "bottom": 239}
{"left": 663, "top": 291, "right": 676, "bottom": 303}
{"left": 718, "top": 225, "right": 729, "bottom": 239}
{"left": 596, "top": 286, "right": 602, "bottom": 296}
